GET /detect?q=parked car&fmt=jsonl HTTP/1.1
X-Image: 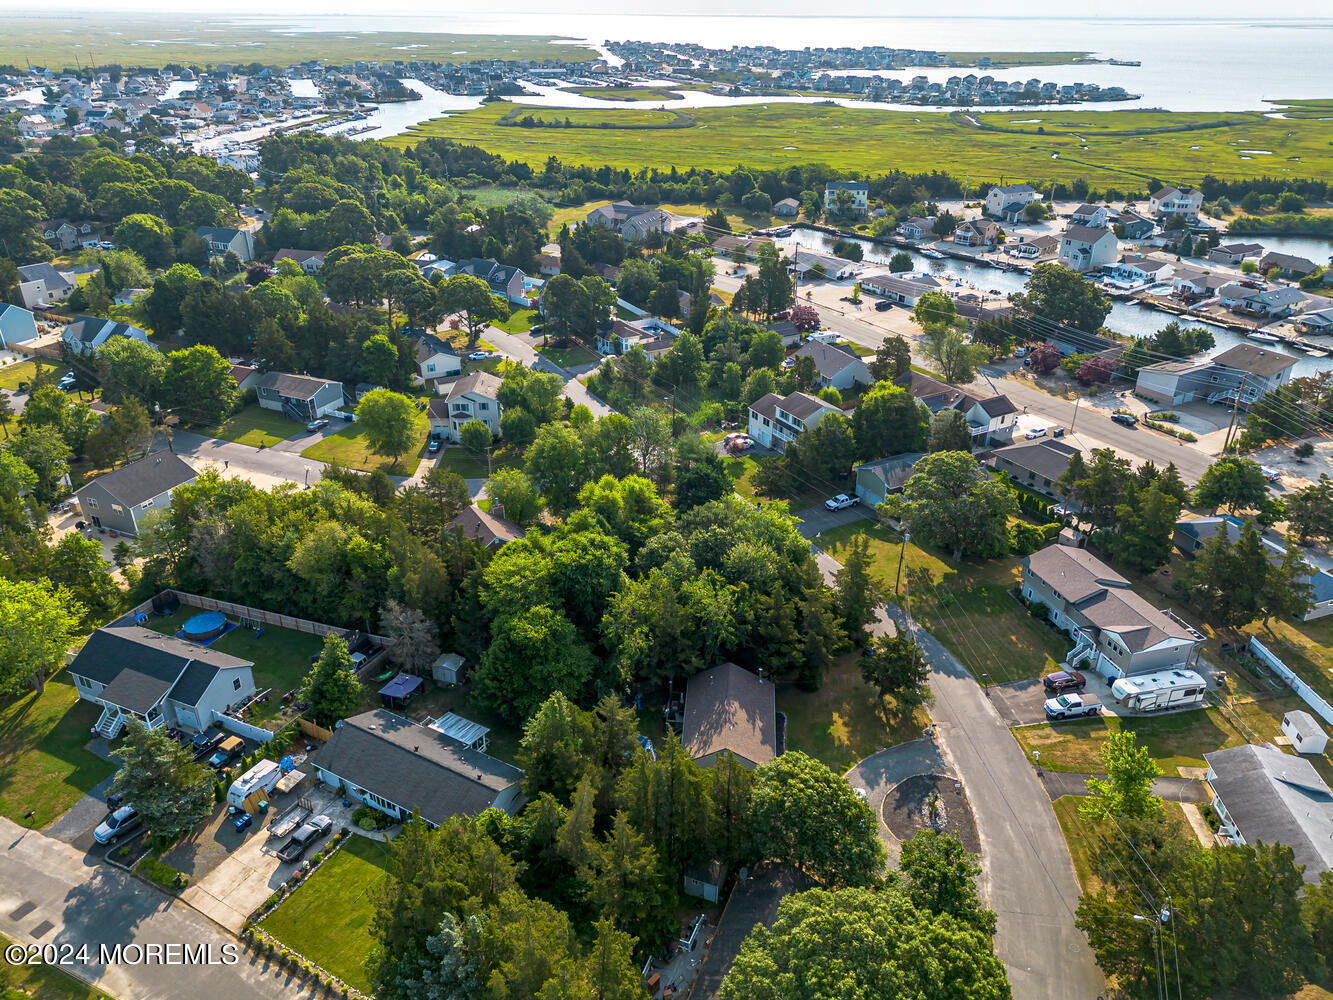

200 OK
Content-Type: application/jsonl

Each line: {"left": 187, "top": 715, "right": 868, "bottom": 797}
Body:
{"left": 276, "top": 819, "right": 328, "bottom": 863}
{"left": 306, "top": 419, "right": 329, "bottom": 433}
{"left": 825, "top": 493, "right": 860, "bottom": 511}
{"left": 57, "top": 372, "right": 77, "bottom": 391}
{"left": 427, "top": 438, "right": 441, "bottom": 455}
{"left": 1111, "top": 413, "right": 1138, "bottom": 427}
{"left": 94, "top": 805, "right": 141, "bottom": 845}
{"left": 468, "top": 351, "right": 490, "bottom": 361}
{"left": 781, "top": 357, "right": 796, "bottom": 369}
{"left": 1024, "top": 427, "right": 1047, "bottom": 440}
{"left": 875, "top": 299, "right": 893, "bottom": 311}
{"left": 191, "top": 730, "right": 224, "bottom": 761}
{"left": 1014, "top": 346, "right": 1029, "bottom": 358}
{"left": 1044, "top": 693, "right": 1102, "bottom": 720}
{"left": 1043, "top": 670, "right": 1087, "bottom": 694}
{"left": 207, "top": 735, "right": 244, "bottom": 770}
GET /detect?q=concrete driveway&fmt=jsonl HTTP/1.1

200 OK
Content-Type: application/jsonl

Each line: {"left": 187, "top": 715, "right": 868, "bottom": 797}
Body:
{"left": 169, "top": 432, "right": 327, "bottom": 490}
{"left": 1039, "top": 770, "right": 1208, "bottom": 804}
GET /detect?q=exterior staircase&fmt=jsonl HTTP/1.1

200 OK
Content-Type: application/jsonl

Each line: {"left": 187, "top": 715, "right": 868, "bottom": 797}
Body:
{"left": 95, "top": 704, "right": 126, "bottom": 740}
{"left": 282, "top": 399, "right": 307, "bottom": 423}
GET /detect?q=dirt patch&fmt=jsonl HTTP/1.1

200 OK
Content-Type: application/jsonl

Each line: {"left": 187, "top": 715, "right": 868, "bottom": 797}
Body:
{"left": 882, "top": 772, "right": 980, "bottom": 854}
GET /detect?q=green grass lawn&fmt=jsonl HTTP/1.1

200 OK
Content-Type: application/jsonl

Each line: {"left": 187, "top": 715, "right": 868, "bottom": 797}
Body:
{"left": 539, "top": 344, "right": 600, "bottom": 369}
{"left": 0, "top": 359, "right": 45, "bottom": 391}
{"left": 260, "top": 835, "right": 391, "bottom": 993}
{"left": 818, "top": 521, "right": 1068, "bottom": 684}
{"left": 301, "top": 409, "right": 431, "bottom": 476}
{"left": 563, "top": 85, "right": 686, "bottom": 102}
{"left": 0, "top": 933, "right": 112, "bottom": 1000}
{"left": 431, "top": 442, "right": 521, "bottom": 480}
{"left": 778, "top": 652, "right": 930, "bottom": 773}
{"left": 1051, "top": 795, "right": 1188, "bottom": 894}
{"left": 200, "top": 405, "right": 303, "bottom": 449}
{"left": 0, "top": 676, "right": 114, "bottom": 828}
{"left": 391, "top": 103, "right": 1333, "bottom": 183}
{"left": 143, "top": 613, "right": 322, "bottom": 726}
{"left": 491, "top": 308, "right": 540, "bottom": 336}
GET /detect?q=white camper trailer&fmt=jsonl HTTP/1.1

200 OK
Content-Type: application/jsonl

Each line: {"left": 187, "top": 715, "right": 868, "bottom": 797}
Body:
{"left": 227, "top": 759, "right": 282, "bottom": 809}
{"left": 1110, "top": 669, "right": 1206, "bottom": 713}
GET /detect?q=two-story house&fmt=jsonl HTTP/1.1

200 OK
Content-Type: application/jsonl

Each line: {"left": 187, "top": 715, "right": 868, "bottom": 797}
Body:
{"left": 895, "top": 371, "right": 1017, "bottom": 447}
{"left": 1135, "top": 343, "right": 1298, "bottom": 406}
{"left": 429, "top": 371, "right": 503, "bottom": 440}
{"left": 1058, "top": 225, "right": 1119, "bottom": 272}
{"left": 17, "top": 262, "right": 75, "bottom": 310}
{"left": 824, "top": 181, "right": 869, "bottom": 217}
{"left": 1148, "top": 186, "right": 1203, "bottom": 220}
{"left": 747, "top": 391, "right": 841, "bottom": 452}
{"left": 63, "top": 315, "right": 152, "bottom": 355}
{"left": 1020, "top": 544, "right": 1203, "bottom": 680}
{"left": 445, "top": 258, "right": 528, "bottom": 304}
{"left": 40, "top": 219, "right": 97, "bottom": 251}
{"left": 272, "top": 249, "right": 325, "bottom": 275}
{"left": 983, "top": 183, "right": 1041, "bottom": 220}
{"left": 0, "top": 304, "right": 39, "bottom": 349}
{"left": 195, "top": 226, "right": 256, "bottom": 262}
{"left": 1117, "top": 211, "right": 1156, "bottom": 240}
{"left": 792, "top": 340, "right": 872, "bottom": 392}
{"left": 1070, "top": 204, "right": 1109, "bottom": 228}
{"left": 953, "top": 219, "right": 999, "bottom": 247}
{"left": 254, "top": 372, "right": 345, "bottom": 422}
{"left": 74, "top": 452, "right": 197, "bottom": 536}
{"left": 585, "top": 202, "right": 671, "bottom": 241}
{"left": 413, "top": 333, "right": 462, "bottom": 389}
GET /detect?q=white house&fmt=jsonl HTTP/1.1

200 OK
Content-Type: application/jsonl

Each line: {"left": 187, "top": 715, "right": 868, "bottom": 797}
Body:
{"left": 63, "top": 315, "right": 152, "bottom": 355}
{"left": 1218, "top": 283, "right": 1307, "bottom": 317}
{"left": 1070, "top": 203, "right": 1110, "bottom": 228}
{"left": 984, "top": 183, "right": 1041, "bottom": 220}
{"left": 413, "top": 333, "right": 462, "bottom": 388}
{"left": 790, "top": 248, "right": 857, "bottom": 281}
{"left": 1282, "top": 710, "right": 1329, "bottom": 756}
{"left": 1148, "top": 186, "right": 1203, "bottom": 219}
{"left": 747, "top": 390, "right": 841, "bottom": 452}
{"left": 895, "top": 371, "right": 1018, "bottom": 447}
{"left": 196, "top": 226, "right": 256, "bottom": 262}
{"left": 1058, "top": 225, "right": 1119, "bottom": 272}
{"left": 858, "top": 273, "right": 941, "bottom": 305}
{"left": 824, "top": 181, "right": 869, "bottom": 216}
{"left": 17, "top": 262, "right": 75, "bottom": 310}
{"left": 1103, "top": 255, "right": 1173, "bottom": 288}
{"left": 272, "top": 249, "right": 325, "bottom": 275}
{"left": 429, "top": 371, "right": 502, "bottom": 440}
{"left": 0, "top": 304, "right": 39, "bottom": 348}
{"left": 896, "top": 217, "right": 937, "bottom": 240}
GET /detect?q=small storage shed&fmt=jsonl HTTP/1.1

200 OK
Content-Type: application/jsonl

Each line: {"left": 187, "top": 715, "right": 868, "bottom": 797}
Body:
{"left": 1283, "top": 710, "right": 1329, "bottom": 755}
{"left": 432, "top": 652, "right": 466, "bottom": 685}
{"left": 379, "top": 673, "right": 423, "bottom": 709}
{"left": 684, "top": 861, "right": 729, "bottom": 903}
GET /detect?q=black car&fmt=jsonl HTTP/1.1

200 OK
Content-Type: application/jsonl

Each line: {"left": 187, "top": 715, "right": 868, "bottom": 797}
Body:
{"left": 875, "top": 300, "right": 892, "bottom": 311}
{"left": 1042, "top": 670, "right": 1087, "bottom": 694}
{"left": 1111, "top": 412, "right": 1139, "bottom": 428}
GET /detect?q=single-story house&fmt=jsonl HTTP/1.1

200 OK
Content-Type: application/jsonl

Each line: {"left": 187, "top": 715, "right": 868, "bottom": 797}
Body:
{"left": 1219, "top": 284, "right": 1307, "bottom": 317}
{"left": 196, "top": 226, "right": 256, "bottom": 263}
{"left": 0, "top": 303, "right": 39, "bottom": 348}
{"left": 450, "top": 502, "right": 524, "bottom": 549}
{"left": 272, "top": 249, "right": 325, "bottom": 275}
{"left": 1044, "top": 326, "right": 1123, "bottom": 358}
{"left": 311, "top": 709, "right": 524, "bottom": 827}
{"left": 682, "top": 662, "right": 780, "bottom": 769}
{"left": 414, "top": 333, "right": 462, "bottom": 387}
{"left": 790, "top": 248, "right": 856, "bottom": 281}
{"left": 1170, "top": 268, "right": 1231, "bottom": 298}
{"left": 1059, "top": 225, "right": 1119, "bottom": 272}
{"left": 1020, "top": 544, "right": 1203, "bottom": 679}
{"left": 429, "top": 371, "right": 502, "bottom": 440}
{"left": 990, "top": 439, "right": 1080, "bottom": 498}
{"left": 63, "top": 315, "right": 152, "bottom": 355}
{"left": 792, "top": 339, "right": 872, "bottom": 392}
{"left": 765, "top": 318, "right": 802, "bottom": 347}
{"left": 1208, "top": 242, "right": 1264, "bottom": 266}
{"left": 254, "top": 372, "right": 345, "bottom": 422}
{"left": 75, "top": 452, "right": 196, "bottom": 536}
{"left": 1009, "top": 234, "right": 1059, "bottom": 260}
{"left": 853, "top": 453, "right": 926, "bottom": 506}
{"left": 1299, "top": 308, "right": 1333, "bottom": 333}
{"left": 228, "top": 363, "right": 260, "bottom": 391}
{"left": 1103, "top": 255, "right": 1172, "bottom": 287}
{"left": 859, "top": 272, "right": 941, "bottom": 306}
{"left": 17, "top": 262, "right": 75, "bottom": 310}
{"left": 684, "top": 861, "right": 729, "bottom": 903}
{"left": 68, "top": 624, "right": 256, "bottom": 739}
{"left": 1259, "top": 252, "right": 1319, "bottom": 279}
{"left": 1205, "top": 743, "right": 1333, "bottom": 884}
{"left": 1283, "top": 710, "right": 1329, "bottom": 756}
{"left": 896, "top": 217, "right": 937, "bottom": 240}
{"left": 773, "top": 197, "right": 800, "bottom": 217}
{"left": 747, "top": 390, "right": 841, "bottom": 452}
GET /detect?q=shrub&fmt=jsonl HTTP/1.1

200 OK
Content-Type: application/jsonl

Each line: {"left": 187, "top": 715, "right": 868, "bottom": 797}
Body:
{"left": 1029, "top": 602, "right": 1051, "bottom": 622}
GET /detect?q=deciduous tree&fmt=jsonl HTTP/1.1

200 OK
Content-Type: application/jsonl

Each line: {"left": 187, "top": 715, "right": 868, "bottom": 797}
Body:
{"left": 0, "top": 578, "right": 82, "bottom": 695}
{"left": 356, "top": 389, "right": 417, "bottom": 466}
{"left": 1082, "top": 730, "right": 1162, "bottom": 821}
{"left": 300, "top": 633, "right": 365, "bottom": 726}
{"left": 888, "top": 451, "right": 1016, "bottom": 560}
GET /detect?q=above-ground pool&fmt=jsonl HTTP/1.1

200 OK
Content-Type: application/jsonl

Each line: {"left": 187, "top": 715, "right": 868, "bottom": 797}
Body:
{"left": 181, "top": 611, "right": 229, "bottom": 642}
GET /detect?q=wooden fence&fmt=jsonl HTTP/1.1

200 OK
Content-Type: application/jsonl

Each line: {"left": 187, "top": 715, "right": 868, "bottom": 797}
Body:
{"left": 118, "top": 590, "right": 388, "bottom": 647}
{"left": 297, "top": 718, "right": 334, "bottom": 742}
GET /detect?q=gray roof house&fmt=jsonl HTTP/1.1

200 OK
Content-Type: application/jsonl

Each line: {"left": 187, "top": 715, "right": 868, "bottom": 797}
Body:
{"left": 746, "top": 390, "right": 841, "bottom": 453}
{"left": 0, "top": 303, "right": 39, "bottom": 349}
{"left": 773, "top": 197, "right": 800, "bottom": 217}
{"left": 1136, "top": 343, "right": 1297, "bottom": 407}
{"left": 311, "top": 709, "right": 524, "bottom": 826}
{"left": 1205, "top": 743, "right": 1333, "bottom": 884}
{"left": 196, "top": 226, "right": 256, "bottom": 262}
{"left": 854, "top": 453, "right": 926, "bottom": 506}
{"left": 429, "top": 371, "right": 502, "bottom": 441}
{"left": 68, "top": 624, "right": 256, "bottom": 739}
{"left": 990, "top": 439, "right": 1081, "bottom": 498}
{"left": 1020, "top": 544, "right": 1202, "bottom": 679}
{"left": 254, "top": 372, "right": 345, "bottom": 422}
{"left": 894, "top": 371, "right": 1017, "bottom": 446}
{"left": 62, "top": 315, "right": 152, "bottom": 355}
{"left": 414, "top": 333, "right": 462, "bottom": 387}
{"left": 445, "top": 257, "right": 528, "bottom": 303}
{"left": 792, "top": 340, "right": 872, "bottom": 392}
{"left": 74, "top": 453, "right": 196, "bottom": 537}
{"left": 586, "top": 201, "right": 671, "bottom": 241}
{"left": 1258, "top": 252, "right": 1319, "bottom": 279}
{"left": 1058, "top": 225, "right": 1119, "bottom": 272}
{"left": 17, "top": 262, "right": 76, "bottom": 310}
{"left": 682, "top": 662, "right": 781, "bottom": 769}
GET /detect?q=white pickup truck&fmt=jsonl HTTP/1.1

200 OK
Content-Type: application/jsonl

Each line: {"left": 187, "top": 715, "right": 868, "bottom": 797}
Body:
{"left": 1044, "top": 693, "right": 1102, "bottom": 721}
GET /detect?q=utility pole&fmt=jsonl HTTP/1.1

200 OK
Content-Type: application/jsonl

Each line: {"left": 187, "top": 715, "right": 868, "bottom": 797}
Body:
{"left": 1069, "top": 395, "right": 1081, "bottom": 434}
{"left": 1223, "top": 373, "right": 1248, "bottom": 451}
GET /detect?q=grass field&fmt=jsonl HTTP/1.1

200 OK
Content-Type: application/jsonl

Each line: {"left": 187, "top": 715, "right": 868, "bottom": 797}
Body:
{"left": 539, "top": 343, "right": 600, "bottom": 368}
{"left": 501, "top": 106, "right": 685, "bottom": 128}
{"left": 0, "top": 933, "right": 113, "bottom": 1000}
{"left": 940, "top": 51, "right": 1092, "bottom": 68}
{"left": 390, "top": 103, "right": 1333, "bottom": 183}
{"left": 490, "top": 308, "right": 540, "bottom": 335}
{"left": 0, "top": 15, "right": 596, "bottom": 70}
{"left": 143, "top": 613, "right": 322, "bottom": 725}
{"left": 260, "top": 835, "right": 391, "bottom": 993}
{"left": 563, "top": 86, "right": 685, "bottom": 102}
{"left": 431, "top": 442, "right": 520, "bottom": 480}
{"left": 818, "top": 521, "right": 1068, "bottom": 684}
{"left": 0, "top": 360, "right": 45, "bottom": 392}
{"left": 1011, "top": 706, "right": 1250, "bottom": 774}
{"left": 201, "top": 405, "right": 302, "bottom": 449}
{"left": 0, "top": 676, "right": 114, "bottom": 828}
{"left": 301, "top": 410, "right": 431, "bottom": 476}
{"left": 778, "top": 652, "right": 930, "bottom": 773}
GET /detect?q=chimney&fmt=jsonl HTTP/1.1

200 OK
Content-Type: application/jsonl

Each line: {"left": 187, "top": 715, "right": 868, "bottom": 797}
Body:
{"left": 491, "top": 500, "right": 505, "bottom": 521}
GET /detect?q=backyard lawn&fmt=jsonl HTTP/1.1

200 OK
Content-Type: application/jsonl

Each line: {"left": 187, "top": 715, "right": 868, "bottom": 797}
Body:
{"left": 301, "top": 409, "right": 431, "bottom": 476}
{"left": 778, "top": 651, "right": 930, "bottom": 773}
{"left": 200, "top": 405, "right": 302, "bottom": 449}
{"left": 143, "top": 613, "right": 322, "bottom": 726}
{"left": 260, "top": 835, "right": 392, "bottom": 993}
{"left": 0, "top": 676, "right": 114, "bottom": 827}
{"left": 538, "top": 343, "right": 600, "bottom": 369}
{"left": 0, "top": 359, "right": 45, "bottom": 391}
{"left": 432, "top": 442, "right": 520, "bottom": 480}
{"left": 490, "top": 308, "right": 540, "bottom": 335}
{"left": 818, "top": 521, "right": 1069, "bottom": 684}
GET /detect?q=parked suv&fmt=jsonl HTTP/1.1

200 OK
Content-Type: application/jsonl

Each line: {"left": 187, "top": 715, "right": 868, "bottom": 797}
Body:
{"left": 1042, "top": 670, "right": 1087, "bottom": 695}
{"left": 94, "top": 805, "right": 141, "bottom": 845}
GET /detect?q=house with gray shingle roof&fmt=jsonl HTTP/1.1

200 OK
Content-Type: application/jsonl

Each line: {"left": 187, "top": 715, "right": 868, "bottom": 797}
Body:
{"left": 792, "top": 339, "right": 872, "bottom": 392}
{"left": 254, "top": 372, "right": 345, "bottom": 422}
{"left": 62, "top": 315, "right": 152, "bottom": 355}
{"left": 17, "top": 262, "right": 75, "bottom": 310}
{"left": 74, "top": 452, "right": 196, "bottom": 537}
{"left": 682, "top": 663, "right": 780, "bottom": 769}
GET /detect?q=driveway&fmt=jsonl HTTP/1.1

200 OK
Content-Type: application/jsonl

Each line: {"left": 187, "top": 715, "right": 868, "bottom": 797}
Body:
{"left": 482, "top": 326, "right": 615, "bottom": 416}
{"left": 0, "top": 816, "right": 314, "bottom": 1000}
{"left": 1038, "top": 771, "right": 1208, "bottom": 804}
{"left": 792, "top": 501, "right": 873, "bottom": 538}
{"left": 170, "top": 432, "right": 327, "bottom": 490}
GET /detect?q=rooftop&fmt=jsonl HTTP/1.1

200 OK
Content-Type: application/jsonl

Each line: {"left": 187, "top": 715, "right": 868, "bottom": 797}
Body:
{"left": 77, "top": 452, "right": 196, "bottom": 507}
{"left": 1210, "top": 343, "right": 1301, "bottom": 378}
{"left": 682, "top": 662, "right": 778, "bottom": 768}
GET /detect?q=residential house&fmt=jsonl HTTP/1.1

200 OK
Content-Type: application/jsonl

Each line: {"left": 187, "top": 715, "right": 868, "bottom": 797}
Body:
{"left": 271, "top": 249, "right": 325, "bottom": 275}
{"left": 746, "top": 390, "right": 841, "bottom": 452}
{"left": 228, "top": 363, "right": 260, "bottom": 391}
{"left": 1148, "top": 186, "right": 1203, "bottom": 219}
{"left": 1170, "top": 267, "right": 1231, "bottom": 298}
{"left": 535, "top": 252, "right": 561, "bottom": 276}
{"left": 897, "top": 217, "right": 937, "bottom": 240}
{"left": 792, "top": 340, "right": 872, "bottom": 392}
{"left": 1059, "top": 225, "right": 1119, "bottom": 272}
{"left": 195, "top": 226, "right": 256, "bottom": 263}
{"left": 413, "top": 333, "right": 462, "bottom": 388}
{"left": 40, "top": 219, "right": 96, "bottom": 251}
{"left": 953, "top": 219, "right": 999, "bottom": 247}
{"left": 62, "top": 315, "right": 152, "bottom": 354}
{"left": 254, "top": 372, "right": 345, "bottom": 422}
{"left": 1009, "top": 234, "right": 1059, "bottom": 260}
{"left": 68, "top": 625, "right": 256, "bottom": 739}
{"left": 1258, "top": 251, "right": 1319, "bottom": 279}
{"left": 1045, "top": 326, "right": 1123, "bottom": 359}
{"left": 429, "top": 371, "right": 502, "bottom": 440}
{"left": 1299, "top": 308, "right": 1333, "bottom": 333}
{"left": 853, "top": 453, "right": 926, "bottom": 506}
{"left": 16, "top": 262, "right": 75, "bottom": 310}
{"left": 1103, "top": 255, "right": 1173, "bottom": 287}
{"left": 1136, "top": 342, "right": 1297, "bottom": 406}
{"left": 0, "top": 304, "right": 38, "bottom": 348}
{"left": 1019, "top": 544, "right": 1203, "bottom": 680}
{"left": 773, "top": 197, "right": 800, "bottom": 217}
{"left": 984, "top": 183, "right": 1041, "bottom": 220}
{"left": 1208, "top": 242, "right": 1264, "bottom": 266}
{"left": 860, "top": 272, "right": 941, "bottom": 306}
{"left": 681, "top": 662, "right": 780, "bottom": 769}
{"left": 450, "top": 502, "right": 524, "bottom": 549}
{"left": 1218, "top": 283, "right": 1307, "bottom": 317}
{"left": 1117, "top": 211, "right": 1156, "bottom": 240}
{"left": 74, "top": 452, "right": 196, "bottom": 536}
{"left": 446, "top": 257, "right": 527, "bottom": 303}
{"left": 790, "top": 248, "right": 857, "bottom": 281}
{"left": 596, "top": 316, "right": 679, "bottom": 356}
{"left": 18, "top": 114, "right": 55, "bottom": 138}
{"left": 895, "top": 371, "right": 1018, "bottom": 446}
{"left": 990, "top": 439, "right": 1080, "bottom": 498}
{"left": 765, "top": 318, "right": 803, "bottom": 347}
{"left": 824, "top": 181, "right": 869, "bottom": 216}
{"left": 1070, "top": 204, "right": 1109, "bottom": 228}
{"left": 1205, "top": 743, "right": 1333, "bottom": 885}
{"left": 585, "top": 201, "right": 671, "bottom": 240}
{"left": 311, "top": 709, "right": 524, "bottom": 827}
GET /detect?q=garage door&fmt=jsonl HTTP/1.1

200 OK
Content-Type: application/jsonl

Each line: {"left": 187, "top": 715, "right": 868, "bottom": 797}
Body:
{"left": 175, "top": 706, "right": 199, "bottom": 730}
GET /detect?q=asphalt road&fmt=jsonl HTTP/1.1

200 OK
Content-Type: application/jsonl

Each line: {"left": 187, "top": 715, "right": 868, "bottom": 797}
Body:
{"left": 482, "top": 326, "right": 616, "bottom": 416}
{"left": 170, "top": 431, "right": 328, "bottom": 490}
{"left": 0, "top": 817, "right": 307, "bottom": 1000}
